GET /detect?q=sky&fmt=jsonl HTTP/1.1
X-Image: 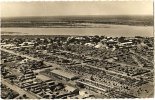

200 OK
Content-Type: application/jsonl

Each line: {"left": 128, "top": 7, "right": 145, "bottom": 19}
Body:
{"left": 1, "top": 1, "right": 153, "bottom": 17}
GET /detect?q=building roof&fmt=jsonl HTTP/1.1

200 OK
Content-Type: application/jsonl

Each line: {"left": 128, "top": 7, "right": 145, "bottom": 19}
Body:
{"left": 84, "top": 43, "right": 95, "bottom": 47}
{"left": 65, "top": 85, "right": 78, "bottom": 92}
{"left": 95, "top": 43, "right": 106, "bottom": 48}
{"left": 121, "top": 41, "right": 133, "bottom": 45}
{"left": 21, "top": 45, "right": 33, "bottom": 48}
{"left": 51, "top": 70, "right": 78, "bottom": 80}
{"left": 1, "top": 44, "right": 15, "bottom": 47}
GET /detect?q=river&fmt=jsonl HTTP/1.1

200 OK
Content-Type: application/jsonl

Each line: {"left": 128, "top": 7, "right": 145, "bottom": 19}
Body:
{"left": 1, "top": 24, "right": 153, "bottom": 37}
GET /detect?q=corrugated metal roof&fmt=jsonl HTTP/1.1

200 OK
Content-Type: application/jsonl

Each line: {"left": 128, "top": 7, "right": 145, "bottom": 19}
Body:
{"left": 51, "top": 70, "right": 77, "bottom": 79}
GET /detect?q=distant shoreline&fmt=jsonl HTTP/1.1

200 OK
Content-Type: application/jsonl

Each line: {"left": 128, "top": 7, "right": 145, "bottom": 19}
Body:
{"left": 1, "top": 15, "right": 153, "bottom": 27}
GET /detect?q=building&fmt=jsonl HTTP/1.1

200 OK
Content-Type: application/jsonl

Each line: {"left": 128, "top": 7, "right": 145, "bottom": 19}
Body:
{"left": 19, "top": 42, "right": 35, "bottom": 46}
{"left": 50, "top": 70, "right": 79, "bottom": 81}
{"left": 65, "top": 85, "right": 79, "bottom": 94}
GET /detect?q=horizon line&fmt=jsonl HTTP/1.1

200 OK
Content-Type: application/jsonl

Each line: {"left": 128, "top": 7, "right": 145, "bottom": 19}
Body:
{"left": 1, "top": 14, "right": 153, "bottom": 18}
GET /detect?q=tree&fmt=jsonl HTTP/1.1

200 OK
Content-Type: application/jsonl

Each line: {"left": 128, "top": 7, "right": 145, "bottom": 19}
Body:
{"left": 92, "top": 35, "right": 100, "bottom": 44}
{"left": 90, "top": 75, "right": 95, "bottom": 81}
{"left": 118, "top": 37, "right": 125, "bottom": 43}
{"left": 8, "top": 89, "right": 14, "bottom": 99}
{"left": 23, "top": 94, "right": 27, "bottom": 98}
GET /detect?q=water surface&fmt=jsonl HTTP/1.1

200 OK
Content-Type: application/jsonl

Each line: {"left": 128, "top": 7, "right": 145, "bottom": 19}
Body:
{"left": 1, "top": 24, "right": 153, "bottom": 37}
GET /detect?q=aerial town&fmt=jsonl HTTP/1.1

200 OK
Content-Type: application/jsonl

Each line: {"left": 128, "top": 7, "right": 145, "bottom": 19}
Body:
{"left": 1, "top": 35, "right": 154, "bottom": 99}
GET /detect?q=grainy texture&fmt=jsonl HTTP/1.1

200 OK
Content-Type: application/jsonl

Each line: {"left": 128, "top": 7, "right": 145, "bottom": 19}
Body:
{"left": 1, "top": 1, "right": 154, "bottom": 99}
